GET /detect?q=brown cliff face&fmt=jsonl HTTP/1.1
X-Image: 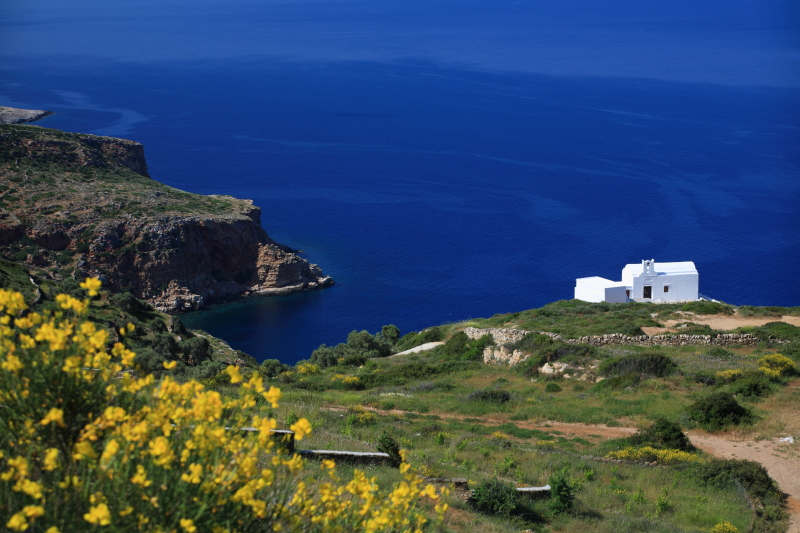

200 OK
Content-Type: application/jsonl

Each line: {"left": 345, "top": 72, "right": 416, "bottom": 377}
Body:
{"left": 0, "top": 124, "right": 332, "bottom": 312}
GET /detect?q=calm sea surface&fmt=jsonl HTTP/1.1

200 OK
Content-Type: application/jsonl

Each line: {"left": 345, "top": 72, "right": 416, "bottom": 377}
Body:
{"left": 2, "top": 0, "right": 799, "bottom": 363}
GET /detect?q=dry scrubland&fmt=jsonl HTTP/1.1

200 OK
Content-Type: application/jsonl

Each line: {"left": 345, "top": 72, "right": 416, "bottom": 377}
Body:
{"left": 2, "top": 271, "right": 799, "bottom": 532}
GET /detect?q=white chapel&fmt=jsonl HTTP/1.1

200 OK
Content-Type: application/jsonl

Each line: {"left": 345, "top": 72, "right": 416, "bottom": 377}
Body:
{"left": 574, "top": 259, "right": 699, "bottom": 303}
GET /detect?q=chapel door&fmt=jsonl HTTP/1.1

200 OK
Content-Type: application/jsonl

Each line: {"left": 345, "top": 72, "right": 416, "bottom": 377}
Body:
{"left": 643, "top": 286, "right": 652, "bottom": 299}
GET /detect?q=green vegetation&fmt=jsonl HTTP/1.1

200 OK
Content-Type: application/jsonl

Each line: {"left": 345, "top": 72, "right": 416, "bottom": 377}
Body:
{"left": 471, "top": 479, "right": 519, "bottom": 517}
{"left": 687, "top": 392, "right": 753, "bottom": 431}
{"left": 1, "top": 247, "right": 798, "bottom": 532}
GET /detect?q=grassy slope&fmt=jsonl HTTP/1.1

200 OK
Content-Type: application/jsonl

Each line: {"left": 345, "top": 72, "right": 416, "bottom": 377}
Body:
{"left": 0, "top": 124, "right": 249, "bottom": 220}
{"left": 252, "top": 301, "right": 799, "bottom": 533}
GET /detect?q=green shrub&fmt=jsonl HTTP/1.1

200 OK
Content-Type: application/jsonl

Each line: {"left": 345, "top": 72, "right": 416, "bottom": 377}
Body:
{"left": 687, "top": 392, "right": 752, "bottom": 431}
{"left": 693, "top": 459, "right": 778, "bottom": 502}
{"left": 598, "top": 353, "right": 678, "bottom": 377}
{"left": 259, "top": 359, "right": 289, "bottom": 378}
{"left": 782, "top": 342, "right": 800, "bottom": 361}
{"left": 395, "top": 327, "right": 444, "bottom": 352}
{"left": 178, "top": 336, "right": 211, "bottom": 364}
{"left": 109, "top": 291, "right": 155, "bottom": 318}
{"left": 440, "top": 332, "right": 493, "bottom": 361}
{"left": 544, "top": 382, "right": 562, "bottom": 393}
{"left": 467, "top": 389, "right": 512, "bottom": 403}
{"left": 736, "top": 321, "right": 800, "bottom": 342}
{"left": 593, "top": 372, "right": 641, "bottom": 391}
{"left": 728, "top": 373, "right": 773, "bottom": 399}
{"left": 548, "top": 468, "right": 575, "bottom": 515}
{"left": 471, "top": 479, "right": 518, "bottom": 517}
{"left": 309, "top": 326, "right": 397, "bottom": 367}
{"left": 376, "top": 431, "right": 403, "bottom": 468}
{"left": 309, "top": 345, "right": 338, "bottom": 368}
{"left": 705, "top": 346, "right": 734, "bottom": 358}
{"left": 628, "top": 418, "right": 694, "bottom": 451}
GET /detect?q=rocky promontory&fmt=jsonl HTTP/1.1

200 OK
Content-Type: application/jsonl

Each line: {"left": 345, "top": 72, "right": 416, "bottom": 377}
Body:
{"left": 0, "top": 106, "right": 54, "bottom": 125}
{"left": 0, "top": 124, "right": 332, "bottom": 312}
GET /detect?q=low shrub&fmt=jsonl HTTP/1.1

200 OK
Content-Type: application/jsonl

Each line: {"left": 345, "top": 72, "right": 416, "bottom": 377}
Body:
{"left": 693, "top": 459, "right": 778, "bottom": 502}
{"left": 548, "top": 468, "right": 575, "bottom": 515}
{"left": 705, "top": 347, "right": 734, "bottom": 359}
{"left": 259, "top": 359, "right": 289, "bottom": 378}
{"left": 710, "top": 522, "right": 740, "bottom": 533}
{"left": 628, "top": 418, "right": 694, "bottom": 451}
{"left": 599, "top": 353, "right": 678, "bottom": 377}
{"left": 467, "top": 389, "right": 512, "bottom": 403}
{"left": 715, "top": 369, "right": 743, "bottom": 383}
{"left": 376, "top": 431, "right": 403, "bottom": 468}
{"left": 593, "top": 373, "right": 641, "bottom": 391}
{"left": 686, "top": 392, "right": 752, "bottom": 431}
{"left": 440, "top": 332, "right": 494, "bottom": 361}
{"left": 782, "top": 342, "right": 800, "bottom": 361}
{"left": 544, "top": 382, "right": 562, "bottom": 393}
{"left": 737, "top": 321, "right": 800, "bottom": 342}
{"left": 606, "top": 446, "right": 700, "bottom": 464}
{"left": 728, "top": 374, "right": 773, "bottom": 399}
{"left": 471, "top": 479, "right": 518, "bottom": 517}
{"left": 758, "top": 353, "right": 796, "bottom": 379}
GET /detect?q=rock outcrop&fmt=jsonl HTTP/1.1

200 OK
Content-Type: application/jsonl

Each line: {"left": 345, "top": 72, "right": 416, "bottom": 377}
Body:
{"left": 0, "top": 124, "right": 332, "bottom": 312}
{"left": 0, "top": 106, "right": 54, "bottom": 125}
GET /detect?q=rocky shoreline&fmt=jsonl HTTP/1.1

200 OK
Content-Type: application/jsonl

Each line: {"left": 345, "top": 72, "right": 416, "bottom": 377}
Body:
{"left": 0, "top": 106, "right": 54, "bottom": 125}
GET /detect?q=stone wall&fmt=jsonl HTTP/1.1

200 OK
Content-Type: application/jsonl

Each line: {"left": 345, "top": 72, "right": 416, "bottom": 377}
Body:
{"left": 465, "top": 326, "right": 768, "bottom": 348}
{"left": 463, "top": 327, "right": 528, "bottom": 345}
{"left": 466, "top": 327, "right": 778, "bottom": 367}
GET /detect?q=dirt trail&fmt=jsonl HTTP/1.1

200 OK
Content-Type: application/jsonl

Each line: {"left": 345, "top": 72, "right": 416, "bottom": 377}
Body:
{"left": 662, "top": 312, "right": 800, "bottom": 330}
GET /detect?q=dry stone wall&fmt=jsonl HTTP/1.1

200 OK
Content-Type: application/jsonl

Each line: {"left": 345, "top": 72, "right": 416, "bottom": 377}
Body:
{"left": 465, "top": 327, "right": 774, "bottom": 367}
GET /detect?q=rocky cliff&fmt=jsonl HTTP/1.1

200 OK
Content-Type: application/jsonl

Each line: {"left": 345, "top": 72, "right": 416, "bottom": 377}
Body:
{"left": 0, "top": 124, "right": 332, "bottom": 312}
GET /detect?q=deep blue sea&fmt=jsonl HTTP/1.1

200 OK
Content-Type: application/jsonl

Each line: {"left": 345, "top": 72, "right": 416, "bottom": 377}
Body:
{"left": 2, "top": 0, "right": 799, "bottom": 364}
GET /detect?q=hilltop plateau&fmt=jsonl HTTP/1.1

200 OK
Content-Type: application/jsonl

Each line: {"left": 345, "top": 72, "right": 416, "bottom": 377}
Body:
{"left": 0, "top": 124, "right": 332, "bottom": 312}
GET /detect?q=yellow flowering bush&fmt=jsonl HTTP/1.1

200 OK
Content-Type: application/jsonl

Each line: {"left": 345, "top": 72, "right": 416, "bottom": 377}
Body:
{"left": 715, "top": 369, "right": 743, "bottom": 383}
{"left": 710, "top": 521, "right": 740, "bottom": 533}
{"left": 296, "top": 363, "right": 320, "bottom": 375}
{"left": 0, "top": 283, "right": 446, "bottom": 532}
{"left": 757, "top": 354, "right": 795, "bottom": 380}
{"left": 606, "top": 447, "right": 701, "bottom": 464}
{"left": 347, "top": 405, "right": 378, "bottom": 426}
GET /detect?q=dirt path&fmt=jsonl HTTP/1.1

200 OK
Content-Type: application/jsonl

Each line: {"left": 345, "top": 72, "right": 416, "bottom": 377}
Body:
{"left": 662, "top": 312, "right": 800, "bottom": 330}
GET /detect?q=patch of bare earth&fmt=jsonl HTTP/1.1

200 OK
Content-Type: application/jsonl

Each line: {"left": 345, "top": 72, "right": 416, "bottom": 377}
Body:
{"left": 662, "top": 311, "right": 800, "bottom": 330}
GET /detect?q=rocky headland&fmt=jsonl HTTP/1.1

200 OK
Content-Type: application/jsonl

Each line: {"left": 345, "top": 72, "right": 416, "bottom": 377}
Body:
{"left": 0, "top": 124, "right": 332, "bottom": 312}
{"left": 0, "top": 106, "right": 54, "bottom": 125}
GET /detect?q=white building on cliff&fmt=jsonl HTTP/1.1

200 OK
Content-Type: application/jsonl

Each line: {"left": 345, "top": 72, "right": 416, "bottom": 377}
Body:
{"left": 574, "top": 259, "right": 698, "bottom": 303}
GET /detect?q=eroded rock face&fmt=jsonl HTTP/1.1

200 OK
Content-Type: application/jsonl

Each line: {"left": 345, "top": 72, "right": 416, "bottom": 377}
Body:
{"left": 74, "top": 207, "right": 333, "bottom": 313}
